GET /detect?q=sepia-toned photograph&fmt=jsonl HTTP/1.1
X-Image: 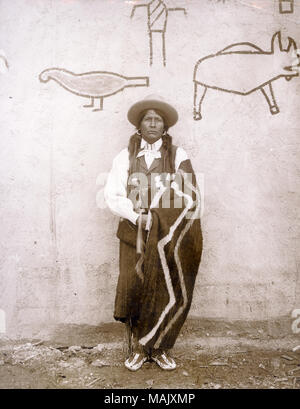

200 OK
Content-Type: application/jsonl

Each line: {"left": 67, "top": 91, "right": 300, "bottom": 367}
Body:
{"left": 0, "top": 0, "right": 299, "bottom": 395}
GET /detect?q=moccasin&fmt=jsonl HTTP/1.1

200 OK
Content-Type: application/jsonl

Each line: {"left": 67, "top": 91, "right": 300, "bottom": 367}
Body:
{"left": 151, "top": 350, "right": 176, "bottom": 370}
{"left": 124, "top": 352, "right": 148, "bottom": 371}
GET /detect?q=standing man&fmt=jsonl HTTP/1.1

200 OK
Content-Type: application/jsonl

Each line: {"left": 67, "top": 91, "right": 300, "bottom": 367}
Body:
{"left": 104, "top": 94, "right": 203, "bottom": 371}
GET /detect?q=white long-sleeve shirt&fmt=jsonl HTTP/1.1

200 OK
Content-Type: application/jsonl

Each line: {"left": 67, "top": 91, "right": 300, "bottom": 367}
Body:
{"left": 104, "top": 138, "right": 188, "bottom": 225}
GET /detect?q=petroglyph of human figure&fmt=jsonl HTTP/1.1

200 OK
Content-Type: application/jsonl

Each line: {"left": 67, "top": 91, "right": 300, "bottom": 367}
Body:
{"left": 193, "top": 32, "right": 300, "bottom": 120}
{"left": 131, "top": 0, "right": 186, "bottom": 66}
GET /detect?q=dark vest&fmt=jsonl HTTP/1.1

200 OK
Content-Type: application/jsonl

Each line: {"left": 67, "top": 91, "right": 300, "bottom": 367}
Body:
{"left": 127, "top": 144, "right": 177, "bottom": 210}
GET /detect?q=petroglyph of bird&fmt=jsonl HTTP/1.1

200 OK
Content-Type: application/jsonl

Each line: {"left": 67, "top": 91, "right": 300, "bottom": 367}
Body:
{"left": 39, "top": 68, "right": 149, "bottom": 111}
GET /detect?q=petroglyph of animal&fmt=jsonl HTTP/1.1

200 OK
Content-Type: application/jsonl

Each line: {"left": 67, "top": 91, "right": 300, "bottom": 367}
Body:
{"left": 39, "top": 68, "right": 149, "bottom": 111}
{"left": 131, "top": 0, "right": 186, "bottom": 66}
{"left": 193, "top": 32, "right": 299, "bottom": 120}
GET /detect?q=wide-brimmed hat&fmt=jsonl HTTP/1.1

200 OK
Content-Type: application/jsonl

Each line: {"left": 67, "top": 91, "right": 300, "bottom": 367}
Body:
{"left": 127, "top": 94, "right": 178, "bottom": 128}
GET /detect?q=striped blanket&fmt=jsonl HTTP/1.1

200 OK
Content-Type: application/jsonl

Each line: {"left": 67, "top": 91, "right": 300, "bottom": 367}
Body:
{"left": 135, "top": 171, "right": 203, "bottom": 350}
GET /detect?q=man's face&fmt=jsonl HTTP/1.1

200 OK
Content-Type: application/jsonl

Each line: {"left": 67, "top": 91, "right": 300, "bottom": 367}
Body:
{"left": 140, "top": 109, "right": 165, "bottom": 143}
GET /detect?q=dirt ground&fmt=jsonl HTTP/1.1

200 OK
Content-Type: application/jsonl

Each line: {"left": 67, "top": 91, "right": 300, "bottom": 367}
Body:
{"left": 0, "top": 319, "right": 300, "bottom": 389}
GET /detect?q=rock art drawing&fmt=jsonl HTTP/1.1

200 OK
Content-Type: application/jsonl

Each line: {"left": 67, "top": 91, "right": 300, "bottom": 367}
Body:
{"left": 0, "top": 53, "right": 9, "bottom": 74}
{"left": 130, "top": 0, "right": 186, "bottom": 66}
{"left": 39, "top": 68, "right": 149, "bottom": 111}
{"left": 279, "top": 0, "right": 294, "bottom": 14}
{"left": 193, "top": 32, "right": 300, "bottom": 120}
